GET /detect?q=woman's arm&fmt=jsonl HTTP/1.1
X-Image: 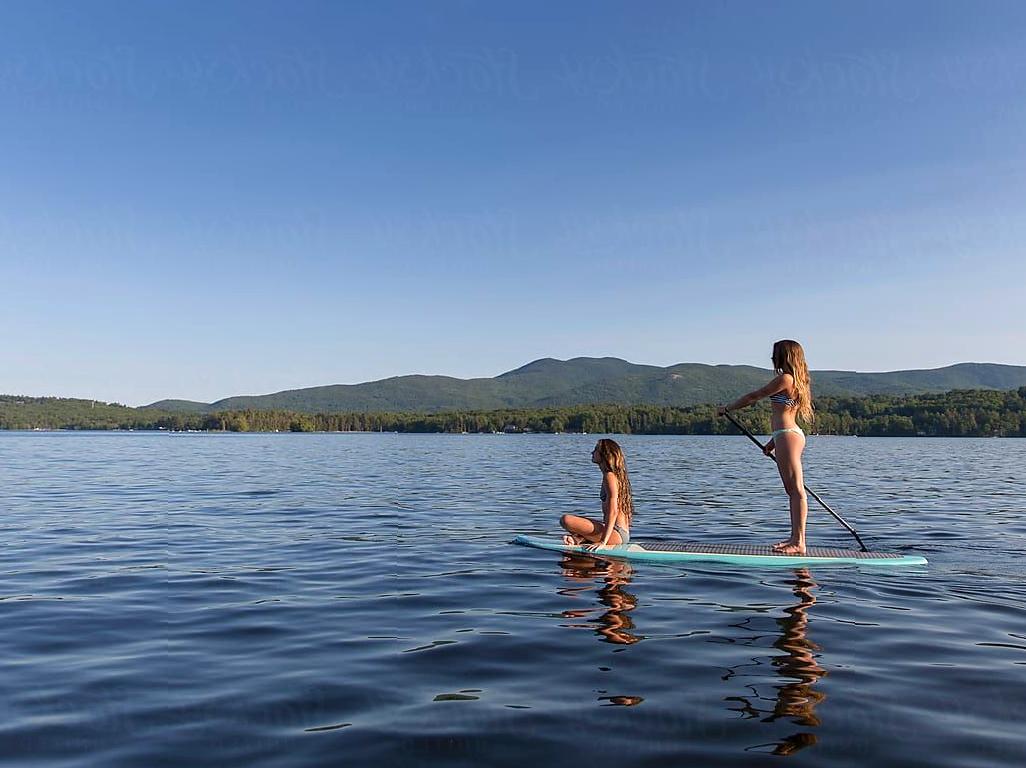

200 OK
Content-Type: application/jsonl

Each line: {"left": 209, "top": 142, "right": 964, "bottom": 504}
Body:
{"left": 719, "top": 374, "right": 790, "bottom": 413}
{"left": 589, "top": 473, "right": 620, "bottom": 549}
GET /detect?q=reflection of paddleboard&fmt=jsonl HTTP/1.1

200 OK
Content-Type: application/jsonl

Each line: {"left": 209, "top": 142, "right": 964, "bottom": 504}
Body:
{"left": 512, "top": 535, "right": 927, "bottom": 567}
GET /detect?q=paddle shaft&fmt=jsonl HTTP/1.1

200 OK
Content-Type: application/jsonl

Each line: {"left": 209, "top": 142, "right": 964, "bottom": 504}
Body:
{"left": 722, "top": 410, "right": 869, "bottom": 552}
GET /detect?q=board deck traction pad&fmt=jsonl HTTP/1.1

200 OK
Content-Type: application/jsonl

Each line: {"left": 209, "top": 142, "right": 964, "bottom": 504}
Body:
{"left": 512, "top": 535, "right": 928, "bottom": 566}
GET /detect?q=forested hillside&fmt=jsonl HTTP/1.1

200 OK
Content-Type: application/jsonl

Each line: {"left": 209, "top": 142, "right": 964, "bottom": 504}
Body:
{"left": 5, "top": 388, "right": 1025, "bottom": 437}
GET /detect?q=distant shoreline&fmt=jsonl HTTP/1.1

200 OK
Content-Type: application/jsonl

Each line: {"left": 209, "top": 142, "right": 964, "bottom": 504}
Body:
{"left": 1, "top": 429, "right": 1019, "bottom": 439}
{"left": 3, "top": 387, "right": 1024, "bottom": 438}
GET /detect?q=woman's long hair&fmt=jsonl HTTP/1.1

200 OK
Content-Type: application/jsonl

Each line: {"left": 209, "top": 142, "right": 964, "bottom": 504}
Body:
{"left": 594, "top": 438, "right": 634, "bottom": 526}
{"left": 772, "top": 339, "right": 814, "bottom": 425}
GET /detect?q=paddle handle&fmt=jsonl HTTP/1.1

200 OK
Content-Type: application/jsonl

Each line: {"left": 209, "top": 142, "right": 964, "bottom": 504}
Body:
{"left": 722, "top": 410, "right": 869, "bottom": 552}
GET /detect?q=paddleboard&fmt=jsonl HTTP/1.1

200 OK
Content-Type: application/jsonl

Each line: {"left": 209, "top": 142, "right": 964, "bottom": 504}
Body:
{"left": 512, "top": 535, "right": 927, "bottom": 567}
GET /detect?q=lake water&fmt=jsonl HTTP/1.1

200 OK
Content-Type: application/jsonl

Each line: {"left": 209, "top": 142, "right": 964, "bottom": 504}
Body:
{"left": 1, "top": 432, "right": 1024, "bottom": 766}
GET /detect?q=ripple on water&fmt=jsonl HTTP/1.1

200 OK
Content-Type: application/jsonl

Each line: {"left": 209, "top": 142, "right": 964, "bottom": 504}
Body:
{"left": 1, "top": 432, "right": 1025, "bottom": 767}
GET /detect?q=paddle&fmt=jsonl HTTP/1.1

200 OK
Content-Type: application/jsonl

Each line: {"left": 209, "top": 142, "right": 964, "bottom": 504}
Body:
{"left": 721, "top": 410, "right": 869, "bottom": 552}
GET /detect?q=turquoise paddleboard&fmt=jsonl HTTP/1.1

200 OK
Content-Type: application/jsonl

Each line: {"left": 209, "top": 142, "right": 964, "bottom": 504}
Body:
{"left": 512, "top": 535, "right": 927, "bottom": 567}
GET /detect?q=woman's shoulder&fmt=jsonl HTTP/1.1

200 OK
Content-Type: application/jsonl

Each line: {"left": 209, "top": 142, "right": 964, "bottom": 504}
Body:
{"left": 772, "top": 372, "right": 795, "bottom": 393}
{"left": 603, "top": 470, "right": 619, "bottom": 486}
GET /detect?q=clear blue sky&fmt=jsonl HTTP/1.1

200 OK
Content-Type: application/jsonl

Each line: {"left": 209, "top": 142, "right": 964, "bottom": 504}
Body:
{"left": 2, "top": 1, "right": 1024, "bottom": 405}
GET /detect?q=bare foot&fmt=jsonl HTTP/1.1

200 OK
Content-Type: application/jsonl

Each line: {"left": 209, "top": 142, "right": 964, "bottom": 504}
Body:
{"left": 776, "top": 542, "right": 806, "bottom": 556}
{"left": 562, "top": 534, "right": 584, "bottom": 546}
{"left": 771, "top": 540, "right": 792, "bottom": 551}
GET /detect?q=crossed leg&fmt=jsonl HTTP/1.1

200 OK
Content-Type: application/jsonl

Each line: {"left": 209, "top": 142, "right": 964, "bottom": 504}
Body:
{"left": 559, "top": 514, "right": 625, "bottom": 546}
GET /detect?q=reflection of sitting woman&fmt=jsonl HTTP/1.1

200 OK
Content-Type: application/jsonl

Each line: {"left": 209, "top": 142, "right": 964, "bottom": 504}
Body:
{"left": 595, "top": 564, "right": 641, "bottom": 646}
{"left": 559, "top": 555, "right": 642, "bottom": 645}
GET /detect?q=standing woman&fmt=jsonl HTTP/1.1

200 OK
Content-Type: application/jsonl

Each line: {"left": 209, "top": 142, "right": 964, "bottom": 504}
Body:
{"left": 717, "top": 340, "right": 814, "bottom": 555}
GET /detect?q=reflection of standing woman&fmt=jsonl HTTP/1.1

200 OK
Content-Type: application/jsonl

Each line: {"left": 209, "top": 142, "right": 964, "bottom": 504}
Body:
{"left": 718, "top": 340, "right": 814, "bottom": 554}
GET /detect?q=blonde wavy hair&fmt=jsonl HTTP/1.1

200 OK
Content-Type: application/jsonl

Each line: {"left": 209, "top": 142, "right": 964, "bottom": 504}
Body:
{"left": 772, "top": 339, "right": 815, "bottom": 425}
{"left": 594, "top": 438, "right": 634, "bottom": 526}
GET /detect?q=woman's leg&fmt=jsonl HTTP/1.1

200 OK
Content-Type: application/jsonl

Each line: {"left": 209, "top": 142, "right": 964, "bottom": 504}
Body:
{"left": 559, "top": 514, "right": 625, "bottom": 546}
{"left": 771, "top": 432, "right": 808, "bottom": 554}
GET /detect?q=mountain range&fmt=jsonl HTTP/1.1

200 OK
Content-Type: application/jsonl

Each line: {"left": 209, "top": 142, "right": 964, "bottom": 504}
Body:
{"left": 144, "top": 358, "right": 1026, "bottom": 414}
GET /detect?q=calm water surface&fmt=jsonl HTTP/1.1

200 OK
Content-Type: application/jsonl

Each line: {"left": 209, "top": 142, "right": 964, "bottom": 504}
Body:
{"left": 1, "top": 432, "right": 1024, "bottom": 766}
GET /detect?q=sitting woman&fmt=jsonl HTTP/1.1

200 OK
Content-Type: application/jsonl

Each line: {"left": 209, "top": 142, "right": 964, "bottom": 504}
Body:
{"left": 560, "top": 438, "right": 634, "bottom": 550}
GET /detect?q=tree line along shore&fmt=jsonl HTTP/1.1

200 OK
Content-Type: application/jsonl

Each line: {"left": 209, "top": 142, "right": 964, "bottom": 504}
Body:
{"left": 2, "top": 387, "right": 1025, "bottom": 437}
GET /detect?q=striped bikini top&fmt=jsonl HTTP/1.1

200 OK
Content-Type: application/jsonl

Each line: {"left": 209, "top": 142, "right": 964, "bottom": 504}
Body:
{"left": 769, "top": 392, "right": 798, "bottom": 407}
